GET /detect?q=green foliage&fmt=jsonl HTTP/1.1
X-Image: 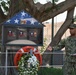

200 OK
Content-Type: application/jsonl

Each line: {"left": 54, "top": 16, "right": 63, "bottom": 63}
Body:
{"left": 38, "top": 67, "right": 75, "bottom": 75}
{"left": 74, "top": 15, "right": 76, "bottom": 22}
{"left": 40, "top": 38, "right": 47, "bottom": 54}
{"left": 54, "top": 0, "right": 59, "bottom": 2}
{"left": 1, "top": 1, "right": 8, "bottom": 10}
{"left": 45, "top": 7, "right": 51, "bottom": 13}
{"left": 18, "top": 54, "right": 39, "bottom": 75}
{"left": 33, "top": 0, "right": 38, "bottom": 2}
{"left": 0, "top": 0, "right": 59, "bottom": 14}
{"left": 0, "top": 0, "right": 10, "bottom": 15}
{"left": 38, "top": 67, "right": 63, "bottom": 75}
{"left": 48, "top": 0, "right": 59, "bottom": 3}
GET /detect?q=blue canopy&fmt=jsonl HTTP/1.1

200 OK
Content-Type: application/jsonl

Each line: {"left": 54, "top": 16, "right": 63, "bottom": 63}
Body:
{"left": 3, "top": 10, "right": 43, "bottom": 27}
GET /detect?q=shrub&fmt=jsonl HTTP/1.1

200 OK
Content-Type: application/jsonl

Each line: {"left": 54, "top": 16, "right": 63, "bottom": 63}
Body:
{"left": 38, "top": 67, "right": 63, "bottom": 75}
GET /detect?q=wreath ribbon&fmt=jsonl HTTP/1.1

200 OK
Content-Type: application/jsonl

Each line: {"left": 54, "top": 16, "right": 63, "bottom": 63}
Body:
{"left": 14, "top": 46, "right": 42, "bottom": 67}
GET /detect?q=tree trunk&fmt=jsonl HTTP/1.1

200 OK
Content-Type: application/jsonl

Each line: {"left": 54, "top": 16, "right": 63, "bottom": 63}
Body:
{"left": 0, "top": 0, "right": 76, "bottom": 74}
{"left": 42, "top": 7, "right": 75, "bottom": 65}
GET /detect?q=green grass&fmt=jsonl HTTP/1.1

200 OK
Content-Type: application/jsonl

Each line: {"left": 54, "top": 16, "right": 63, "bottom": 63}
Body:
{"left": 38, "top": 67, "right": 63, "bottom": 75}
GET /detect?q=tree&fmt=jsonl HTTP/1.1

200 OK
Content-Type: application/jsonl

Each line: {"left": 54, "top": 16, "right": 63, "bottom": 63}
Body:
{"left": 0, "top": 0, "right": 76, "bottom": 74}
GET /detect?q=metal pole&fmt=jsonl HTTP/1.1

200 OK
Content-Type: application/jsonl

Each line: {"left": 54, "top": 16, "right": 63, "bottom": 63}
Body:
{"left": 5, "top": 49, "right": 8, "bottom": 75}
{"left": 51, "top": 0, "right": 54, "bottom": 66}
{"left": 51, "top": 18, "right": 54, "bottom": 40}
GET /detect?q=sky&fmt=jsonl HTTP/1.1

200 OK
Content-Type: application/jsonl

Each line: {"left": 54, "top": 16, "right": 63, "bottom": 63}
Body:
{"left": 36, "top": 0, "right": 65, "bottom": 4}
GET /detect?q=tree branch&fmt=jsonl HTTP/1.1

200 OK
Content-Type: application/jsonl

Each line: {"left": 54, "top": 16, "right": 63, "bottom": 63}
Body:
{"left": 42, "top": 7, "right": 75, "bottom": 65}
{"left": 40, "top": 0, "right": 76, "bottom": 21}
{"left": 8, "top": 0, "right": 76, "bottom": 22}
{"left": 0, "top": 7, "right": 7, "bottom": 23}
{"left": 50, "top": 7, "right": 75, "bottom": 46}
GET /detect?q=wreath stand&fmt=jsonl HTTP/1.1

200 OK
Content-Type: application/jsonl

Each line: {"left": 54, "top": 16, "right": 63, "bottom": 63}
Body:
{"left": 1, "top": 10, "right": 43, "bottom": 75}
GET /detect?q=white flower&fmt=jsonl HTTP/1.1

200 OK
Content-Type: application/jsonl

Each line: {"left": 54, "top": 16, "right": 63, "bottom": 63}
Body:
{"left": 21, "top": 63, "right": 24, "bottom": 66}
{"left": 18, "top": 54, "right": 39, "bottom": 75}
{"left": 28, "top": 63, "right": 30, "bottom": 67}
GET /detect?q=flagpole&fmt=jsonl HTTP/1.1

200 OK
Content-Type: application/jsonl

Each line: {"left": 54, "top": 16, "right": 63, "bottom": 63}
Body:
{"left": 51, "top": 0, "right": 54, "bottom": 67}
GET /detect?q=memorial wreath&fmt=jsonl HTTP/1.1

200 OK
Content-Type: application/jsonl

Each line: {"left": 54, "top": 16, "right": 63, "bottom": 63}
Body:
{"left": 18, "top": 53, "right": 39, "bottom": 75}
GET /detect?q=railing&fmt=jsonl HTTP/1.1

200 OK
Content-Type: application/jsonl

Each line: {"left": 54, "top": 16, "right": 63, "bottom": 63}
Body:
{"left": 0, "top": 48, "right": 64, "bottom": 75}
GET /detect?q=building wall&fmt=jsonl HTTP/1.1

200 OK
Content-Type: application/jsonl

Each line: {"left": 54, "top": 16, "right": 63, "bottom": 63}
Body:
{"left": 43, "top": 22, "right": 69, "bottom": 66}
{"left": 43, "top": 22, "right": 70, "bottom": 45}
